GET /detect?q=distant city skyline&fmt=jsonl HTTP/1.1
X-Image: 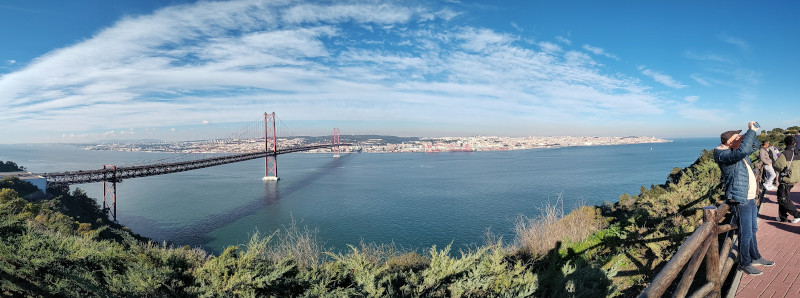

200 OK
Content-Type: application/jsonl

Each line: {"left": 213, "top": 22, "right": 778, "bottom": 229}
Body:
{"left": 2, "top": 0, "right": 799, "bottom": 143}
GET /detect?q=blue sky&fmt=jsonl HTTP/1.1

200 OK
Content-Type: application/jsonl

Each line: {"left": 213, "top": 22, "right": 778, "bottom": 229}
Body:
{"left": 1, "top": 0, "right": 798, "bottom": 143}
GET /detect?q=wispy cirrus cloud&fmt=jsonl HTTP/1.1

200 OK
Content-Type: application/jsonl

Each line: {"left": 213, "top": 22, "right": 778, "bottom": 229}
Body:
{"left": 684, "top": 42, "right": 761, "bottom": 106}
{"left": 684, "top": 96, "right": 699, "bottom": 103}
{"left": 555, "top": 35, "right": 571, "bottom": 45}
{"left": 0, "top": 0, "right": 671, "bottom": 142}
{"left": 719, "top": 34, "right": 750, "bottom": 52}
{"left": 683, "top": 50, "right": 735, "bottom": 64}
{"left": 582, "top": 44, "right": 618, "bottom": 60}
{"left": 638, "top": 66, "right": 687, "bottom": 89}
{"left": 690, "top": 74, "right": 712, "bottom": 87}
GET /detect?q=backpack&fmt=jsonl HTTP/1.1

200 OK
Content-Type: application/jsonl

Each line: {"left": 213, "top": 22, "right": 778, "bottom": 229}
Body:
{"left": 780, "top": 150, "right": 795, "bottom": 178}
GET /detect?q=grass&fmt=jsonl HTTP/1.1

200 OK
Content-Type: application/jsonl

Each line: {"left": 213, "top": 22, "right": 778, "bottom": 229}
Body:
{"left": 513, "top": 195, "right": 608, "bottom": 259}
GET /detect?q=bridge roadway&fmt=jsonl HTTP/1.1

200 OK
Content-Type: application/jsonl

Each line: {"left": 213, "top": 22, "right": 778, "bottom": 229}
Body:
{"left": 38, "top": 144, "right": 348, "bottom": 184}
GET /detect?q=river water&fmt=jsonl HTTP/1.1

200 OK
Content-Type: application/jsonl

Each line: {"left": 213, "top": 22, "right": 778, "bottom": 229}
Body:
{"left": 0, "top": 138, "right": 715, "bottom": 253}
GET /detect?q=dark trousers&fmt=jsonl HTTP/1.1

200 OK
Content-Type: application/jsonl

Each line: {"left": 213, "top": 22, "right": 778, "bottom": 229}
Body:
{"left": 777, "top": 183, "right": 800, "bottom": 221}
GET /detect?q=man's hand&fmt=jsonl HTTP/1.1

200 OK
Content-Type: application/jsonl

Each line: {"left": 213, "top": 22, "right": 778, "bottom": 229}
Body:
{"left": 749, "top": 121, "right": 760, "bottom": 131}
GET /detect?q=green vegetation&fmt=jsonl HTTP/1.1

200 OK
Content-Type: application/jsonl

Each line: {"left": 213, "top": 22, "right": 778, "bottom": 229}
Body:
{"left": 0, "top": 145, "right": 736, "bottom": 296}
{"left": 0, "top": 160, "right": 25, "bottom": 172}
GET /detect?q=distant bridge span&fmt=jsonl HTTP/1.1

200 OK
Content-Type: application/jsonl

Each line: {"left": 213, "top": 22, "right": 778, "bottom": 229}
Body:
{"left": 35, "top": 112, "right": 345, "bottom": 220}
{"left": 38, "top": 144, "right": 348, "bottom": 185}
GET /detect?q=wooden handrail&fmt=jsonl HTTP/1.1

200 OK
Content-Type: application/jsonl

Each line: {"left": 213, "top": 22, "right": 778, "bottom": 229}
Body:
{"left": 641, "top": 160, "right": 767, "bottom": 297}
{"left": 639, "top": 204, "right": 737, "bottom": 298}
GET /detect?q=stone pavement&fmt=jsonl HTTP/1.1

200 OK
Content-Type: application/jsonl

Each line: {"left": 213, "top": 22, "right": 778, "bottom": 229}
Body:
{"left": 736, "top": 183, "right": 800, "bottom": 297}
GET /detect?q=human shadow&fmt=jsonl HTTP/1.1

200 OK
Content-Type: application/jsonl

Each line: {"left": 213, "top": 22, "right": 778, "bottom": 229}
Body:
{"left": 533, "top": 241, "right": 613, "bottom": 297}
{"left": 547, "top": 182, "right": 727, "bottom": 296}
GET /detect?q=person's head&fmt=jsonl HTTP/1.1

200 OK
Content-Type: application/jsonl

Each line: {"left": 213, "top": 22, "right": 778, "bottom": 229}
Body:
{"left": 721, "top": 130, "right": 743, "bottom": 149}
{"left": 763, "top": 141, "right": 770, "bottom": 147}
{"left": 785, "top": 135, "right": 796, "bottom": 148}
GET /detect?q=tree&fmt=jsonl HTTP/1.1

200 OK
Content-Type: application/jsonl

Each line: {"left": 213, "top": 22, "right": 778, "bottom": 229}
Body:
{"left": 0, "top": 161, "right": 24, "bottom": 172}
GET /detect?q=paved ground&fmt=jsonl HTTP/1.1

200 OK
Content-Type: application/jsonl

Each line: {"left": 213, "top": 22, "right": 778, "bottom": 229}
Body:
{"left": 735, "top": 183, "right": 800, "bottom": 297}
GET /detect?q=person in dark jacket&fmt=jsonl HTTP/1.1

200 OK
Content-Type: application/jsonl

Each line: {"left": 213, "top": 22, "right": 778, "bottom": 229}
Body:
{"left": 772, "top": 136, "right": 800, "bottom": 223}
{"left": 713, "top": 121, "right": 774, "bottom": 276}
{"left": 793, "top": 134, "right": 800, "bottom": 151}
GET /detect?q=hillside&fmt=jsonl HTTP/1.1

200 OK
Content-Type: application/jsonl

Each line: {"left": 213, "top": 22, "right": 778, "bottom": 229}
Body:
{"left": 0, "top": 148, "right": 729, "bottom": 296}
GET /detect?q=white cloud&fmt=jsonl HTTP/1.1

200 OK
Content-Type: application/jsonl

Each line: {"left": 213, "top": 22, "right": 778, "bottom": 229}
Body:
{"left": 510, "top": 22, "right": 524, "bottom": 33}
{"left": 563, "top": 51, "right": 597, "bottom": 66}
{"left": 638, "top": 66, "right": 687, "bottom": 89}
{"left": 582, "top": 44, "right": 618, "bottom": 60}
{"left": 457, "top": 28, "right": 515, "bottom": 52}
{"left": 6, "top": 60, "right": 15, "bottom": 65}
{"left": 684, "top": 96, "right": 699, "bottom": 103}
{"left": 538, "top": 41, "right": 561, "bottom": 53}
{"left": 282, "top": 3, "right": 414, "bottom": 25}
{"left": 435, "top": 8, "right": 460, "bottom": 21}
{"left": 683, "top": 51, "right": 734, "bottom": 64}
{"left": 690, "top": 74, "right": 712, "bottom": 87}
{"left": 719, "top": 34, "right": 750, "bottom": 52}
{"left": 0, "top": 0, "right": 674, "bottom": 142}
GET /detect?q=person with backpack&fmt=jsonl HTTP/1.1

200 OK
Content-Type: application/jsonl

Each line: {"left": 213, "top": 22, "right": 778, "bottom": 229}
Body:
{"left": 773, "top": 135, "right": 800, "bottom": 224}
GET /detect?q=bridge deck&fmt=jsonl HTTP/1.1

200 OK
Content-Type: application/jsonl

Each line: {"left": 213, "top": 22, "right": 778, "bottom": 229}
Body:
{"left": 735, "top": 183, "right": 800, "bottom": 297}
{"left": 38, "top": 143, "right": 350, "bottom": 184}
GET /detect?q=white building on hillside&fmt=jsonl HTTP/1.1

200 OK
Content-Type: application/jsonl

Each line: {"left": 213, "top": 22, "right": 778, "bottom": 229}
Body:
{"left": 0, "top": 171, "right": 47, "bottom": 194}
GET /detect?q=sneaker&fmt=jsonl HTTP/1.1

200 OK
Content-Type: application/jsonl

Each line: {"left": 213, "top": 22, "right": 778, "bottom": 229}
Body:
{"left": 776, "top": 216, "right": 787, "bottom": 222}
{"left": 752, "top": 258, "right": 776, "bottom": 267}
{"left": 792, "top": 218, "right": 800, "bottom": 224}
{"left": 741, "top": 265, "right": 763, "bottom": 275}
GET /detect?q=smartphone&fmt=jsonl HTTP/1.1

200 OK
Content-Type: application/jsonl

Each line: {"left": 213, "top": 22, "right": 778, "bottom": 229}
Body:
{"left": 754, "top": 122, "right": 761, "bottom": 129}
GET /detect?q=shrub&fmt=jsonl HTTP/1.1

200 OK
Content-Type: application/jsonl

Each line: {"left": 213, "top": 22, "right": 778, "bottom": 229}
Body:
{"left": 513, "top": 196, "right": 606, "bottom": 258}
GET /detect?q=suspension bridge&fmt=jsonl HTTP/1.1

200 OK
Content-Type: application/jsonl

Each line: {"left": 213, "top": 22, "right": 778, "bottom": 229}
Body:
{"left": 37, "top": 112, "right": 348, "bottom": 220}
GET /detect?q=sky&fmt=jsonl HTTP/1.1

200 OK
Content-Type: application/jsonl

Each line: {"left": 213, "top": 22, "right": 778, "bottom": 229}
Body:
{"left": 1, "top": 0, "right": 799, "bottom": 143}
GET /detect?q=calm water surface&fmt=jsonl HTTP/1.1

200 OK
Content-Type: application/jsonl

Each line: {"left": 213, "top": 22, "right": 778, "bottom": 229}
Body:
{"left": 1, "top": 138, "right": 715, "bottom": 253}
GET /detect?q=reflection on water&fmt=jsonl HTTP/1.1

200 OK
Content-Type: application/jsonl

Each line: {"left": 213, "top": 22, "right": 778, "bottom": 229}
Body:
{"left": 263, "top": 180, "right": 280, "bottom": 204}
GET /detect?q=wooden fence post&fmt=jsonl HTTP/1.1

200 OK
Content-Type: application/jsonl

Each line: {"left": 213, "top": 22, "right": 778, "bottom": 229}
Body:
{"left": 704, "top": 206, "right": 721, "bottom": 297}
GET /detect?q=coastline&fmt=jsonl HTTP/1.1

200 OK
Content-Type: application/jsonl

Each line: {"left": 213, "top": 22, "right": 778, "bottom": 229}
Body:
{"left": 79, "top": 135, "right": 672, "bottom": 154}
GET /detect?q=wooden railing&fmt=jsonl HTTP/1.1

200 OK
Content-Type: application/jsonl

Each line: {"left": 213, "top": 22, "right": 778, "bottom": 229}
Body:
{"left": 639, "top": 203, "right": 738, "bottom": 298}
{"left": 640, "top": 159, "right": 769, "bottom": 297}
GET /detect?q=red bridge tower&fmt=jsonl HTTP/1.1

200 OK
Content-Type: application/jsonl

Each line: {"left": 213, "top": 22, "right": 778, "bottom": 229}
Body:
{"left": 263, "top": 112, "right": 279, "bottom": 181}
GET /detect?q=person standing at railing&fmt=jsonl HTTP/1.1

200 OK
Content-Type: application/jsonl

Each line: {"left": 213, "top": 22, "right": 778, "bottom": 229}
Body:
{"left": 714, "top": 121, "right": 775, "bottom": 276}
{"left": 760, "top": 140, "right": 778, "bottom": 191}
{"left": 772, "top": 136, "right": 800, "bottom": 224}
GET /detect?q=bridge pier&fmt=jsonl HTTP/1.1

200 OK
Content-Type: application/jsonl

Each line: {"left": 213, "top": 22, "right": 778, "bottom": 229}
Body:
{"left": 333, "top": 128, "right": 340, "bottom": 158}
{"left": 102, "top": 165, "right": 118, "bottom": 221}
{"left": 263, "top": 153, "right": 278, "bottom": 181}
